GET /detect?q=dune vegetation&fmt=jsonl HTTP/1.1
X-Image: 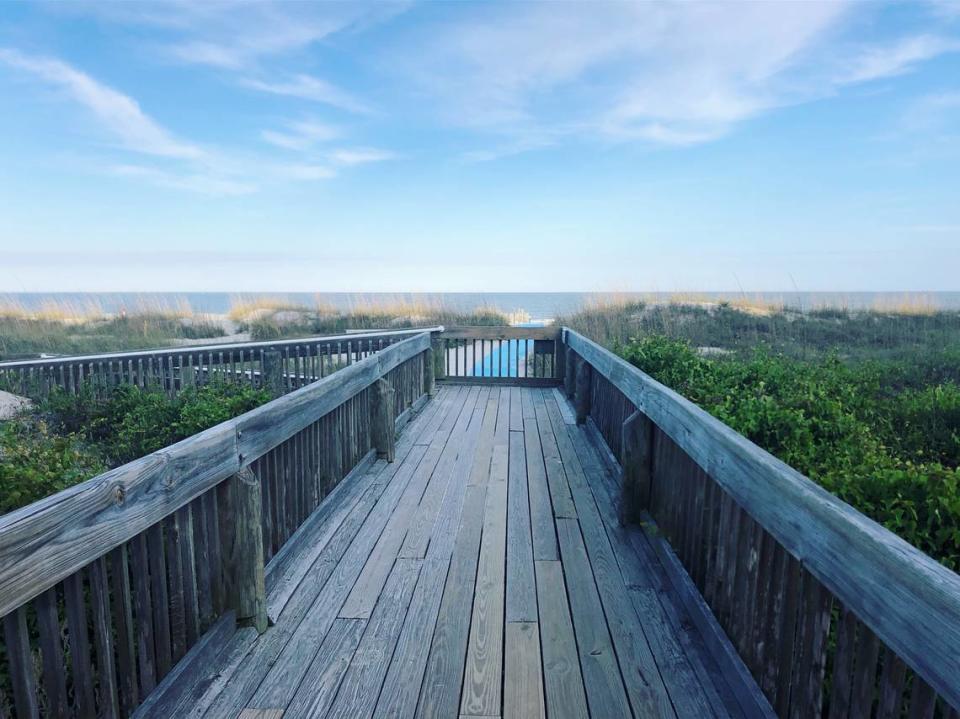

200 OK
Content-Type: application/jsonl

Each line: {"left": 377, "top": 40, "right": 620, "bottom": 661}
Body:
{"left": 561, "top": 299, "right": 960, "bottom": 570}
{"left": 227, "top": 295, "right": 509, "bottom": 340}
{"left": 0, "top": 298, "right": 226, "bottom": 360}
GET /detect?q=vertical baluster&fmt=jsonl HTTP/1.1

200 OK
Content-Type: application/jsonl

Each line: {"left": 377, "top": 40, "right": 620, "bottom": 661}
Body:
{"left": 36, "top": 587, "right": 68, "bottom": 718}
{"left": 65, "top": 572, "right": 96, "bottom": 715}
{"left": 109, "top": 543, "right": 139, "bottom": 715}
{"left": 3, "top": 606, "right": 39, "bottom": 718}
{"left": 90, "top": 557, "right": 120, "bottom": 718}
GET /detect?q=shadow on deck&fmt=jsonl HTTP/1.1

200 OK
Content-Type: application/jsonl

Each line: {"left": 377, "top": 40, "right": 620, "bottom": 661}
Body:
{"left": 141, "top": 385, "right": 764, "bottom": 718}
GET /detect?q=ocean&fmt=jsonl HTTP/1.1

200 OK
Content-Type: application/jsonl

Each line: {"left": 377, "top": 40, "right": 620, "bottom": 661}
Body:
{"left": 4, "top": 292, "right": 960, "bottom": 321}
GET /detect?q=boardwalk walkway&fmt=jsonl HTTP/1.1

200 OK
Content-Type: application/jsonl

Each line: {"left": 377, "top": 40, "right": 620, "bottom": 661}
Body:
{"left": 144, "top": 384, "right": 756, "bottom": 718}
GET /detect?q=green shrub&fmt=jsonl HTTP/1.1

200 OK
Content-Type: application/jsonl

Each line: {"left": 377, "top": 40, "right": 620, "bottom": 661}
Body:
{"left": 618, "top": 335, "right": 960, "bottom": 570}
{"left": 0, "top": 380, "right": 273, "bottom": 514}
{"left": 41, "top": 381, "right": 273, "bottom": 466}
{"left": 0, "top": 420, "right": 105, "bottom": 514}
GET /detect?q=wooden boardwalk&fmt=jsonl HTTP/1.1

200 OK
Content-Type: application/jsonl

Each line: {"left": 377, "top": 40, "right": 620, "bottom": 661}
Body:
{"left": 148, "top": 385, "right": 758, "bottom": 718}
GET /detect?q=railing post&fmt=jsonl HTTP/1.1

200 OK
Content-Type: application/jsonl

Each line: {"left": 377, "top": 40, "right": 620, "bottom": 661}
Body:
{"left": 432, "top": 338, "right": 446, "bottom": 381}
{"left": 621, "top": 410, "right": 655, "bottom": 524}
{"left": 424, "top": 346, "right": 436, "bottom": 396}
{"left": 564, "top": 347, "right": 576, "bottom": 398}
{"left": 574, "top": 358, "right": 591, "bottom": 425}
{"left": 262, "top": 349, "right": 283, "bottom": 396}
{"left": 372, "top": 378, "right": 396, "bottom": 462}
{"left": 217, "top": 467, "right": 268, "bottom": 633}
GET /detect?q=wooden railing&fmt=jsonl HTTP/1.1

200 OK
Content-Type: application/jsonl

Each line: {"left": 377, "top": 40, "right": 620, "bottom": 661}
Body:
{"left": 432, "top": 325, "right": 561, "bottom": 383}
{"left": 0, "top": 327, "right": 439, "bottom": 399}
{"left": 562, "top": 328, "right": 960, "bottom": 719}
{"left": 0, "top": 332, "right": 433, "bottom": 718}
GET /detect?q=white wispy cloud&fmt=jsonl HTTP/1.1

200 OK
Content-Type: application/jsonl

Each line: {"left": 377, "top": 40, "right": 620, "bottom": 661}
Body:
{"left": 109, "top": 164, "right": 257, "bottom": 196}
{"left": 902, "top": 90, "right": 960, "bottom": 130}
{"left": 261, "top": 119, "right": 341, "bottom": 150}
{"left": 330, "top": 148, "right": 397, "bottom": 166}
{"left": 1, "top": 47, "right": 392, "bottom": 196}
{"left": 391, "top": 2, "right": 959, "bottom": 149}
{"left": 243, "top": 74, "right": 370, "bottom": 113}
{"left": 65, "top": 1, "right": 385, "bottom": 113}
{"left": 0, "top": 47, "right": 202, "bottom": 159}
{"left": 838, "top": 35, "right": 960, "bottom": 84}
{"left": 270, "top": 163, "right": 336, "bottom": 181}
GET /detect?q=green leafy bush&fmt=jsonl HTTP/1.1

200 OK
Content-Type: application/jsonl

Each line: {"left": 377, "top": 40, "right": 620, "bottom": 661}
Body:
{"left": 0, "top": 380, "right": 273, "bottom": 514}
{"left": 619, "top": 335, "right": 960, "bottom": 570}
{"left": 0, "top": 420, "right": 105, "bottom": 514}
{"left": 41, "top": 381, "right": 273, "bottom": 466}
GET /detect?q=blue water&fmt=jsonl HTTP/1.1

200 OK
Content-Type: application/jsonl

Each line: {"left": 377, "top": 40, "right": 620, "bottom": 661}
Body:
{"left": 6, "top": 292, "right": 960, "bottom": 320}
{"left": 475, "top": 339, "right": 531, "bottom": 377}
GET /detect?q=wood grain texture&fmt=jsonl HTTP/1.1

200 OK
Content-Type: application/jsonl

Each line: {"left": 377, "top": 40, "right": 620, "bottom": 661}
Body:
{"left": 460, "top": 473, "right": 508, "bottom": 716}
{"left": 325, "top": 558, "right": 422, "bottom": 719}
{"left": 565, "top": 328, "right": 960, "bottom": 709}
{"left": 0, "top": 332, "right": 430, "bottom": 619}
{"left": 534, "top": 560, "right": 589, "bottom": 719}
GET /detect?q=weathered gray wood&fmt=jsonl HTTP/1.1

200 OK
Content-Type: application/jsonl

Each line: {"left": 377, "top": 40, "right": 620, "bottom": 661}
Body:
{"left": 416, "top": 484, "right": 487, "bottom": 719}
{"left": 261, "top": 350, "right": 283, "bottom": 396}
{"left": 460, "top": 474, "right": 507, "bottom": 716}
{"left": 263, "top": 449, "right": 378, "bottom": 620}
{"left": 398, "top": 387, "right": 484, "bottom": 560}
{"left": 441, "top": 326, "right": 559, "bottom": 341}
{"left": 574, "top": 357, "right": 591, "bottom": 424}
{"left": 372, "top": 378, "right": 396, "bottom": 462}
{"left": 531, "top": 390, "right": 577, "bottom": 519}
{"left": 534, "top": 560, "right": 589, "bottom": 719}
{"left": 0, "top": 332, "right": 430, "bottom": 619}
{"left": 35, "top": 587, "right": 69, "bottom": 718}
{"left": 146, "top": 523, "right": 173, "bottom": 678}
{"left": 130, "top": 534, "right": 157, "bottom": 695}
{"left": 437, "top": 375, "right": 561, "bottom": 387}
{"left": 849, "top": 620, "right": 880, "bottom": 718}
{"left": 564, "top": 328, "right": 960, "bottom": 709}
{"left": 284, "top": 617, "right": 366, "bottom": 719}
{"left": 176, "top": 505, "right": 200, "bottom": 646}
{"left": 65, "top": 571, "right": 97, "bottom": 715}
{"left": 543, "top": 398, "right": 675, "bottom": 718}
{"left": 424, "top": 346, "right": 436, "bottom": 395}
{"left": 214, "top": 429, "right": 432, "bottom": 714}
{"left": 504, "top": 622, "right": 546, "bottom": 719}
{"left": 3, "top": 605, "right": 39, "bottom": 719}
{"left": 639, "top": 512, "right": 776, "bottom": 718}
{"left": 555, "top": 517, "right": 632, "bottom": 718}
{"left": 90, "top": 557, "right": 120, "bottom": 719}
{"left": 325, "top": 558, "right": 422, "bottom": 719}
{"left": 375, "top": 557, "right": 450, "bottom": 716}
{"left": 218, "top": 468, "right": 268, "bottom": 633}
{"left": 524, "top": 417, "right": 559, "bottom": 561}
{"left": 108, "top": 544, "right": 139, "bottom": 716}
{"left": 507, "top": 429, "right": 537, "bottom": 622}
{"left": 877, "top": 648, "right": 907, "bottom": 719}
{"left": 130, "top": 611, "right": 236, "bottom": 719}
{"left": 564, "top": 347, "right": 576, "bottom": 398}
{"left": 827, "top": 606, "right": 856, "bottom": 719}
{"left": 620, "top": 409, "right": 653, "bottom": 524}
{"left": 573, "top": 422, "right": 739, "bottom": 714}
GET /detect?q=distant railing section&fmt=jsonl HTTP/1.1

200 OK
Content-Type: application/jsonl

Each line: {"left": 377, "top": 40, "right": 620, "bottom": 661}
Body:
{"left": 433, "top": 326, "right": 561, "bottom": 383}
{"left": 0, "top": 327, "right": 440, "bottom": 400}
{"left": 0, "top": 331, "right": 433, "bottom": 718}
{"left": 562, "top": 327, "right": 960, "bottom": 719}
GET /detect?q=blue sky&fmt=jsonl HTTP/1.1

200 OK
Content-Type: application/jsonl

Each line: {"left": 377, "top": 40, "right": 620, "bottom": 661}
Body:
{"left": 1, "top": 1, "right": 959, "bottom": 292}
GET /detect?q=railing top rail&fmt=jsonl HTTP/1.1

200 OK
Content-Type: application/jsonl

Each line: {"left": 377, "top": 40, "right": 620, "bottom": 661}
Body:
{"left": 563, "top": 326, "right": 960, "bottom": 710}
{"left": 0, "top": 331, "right": 432, "bottom": 618}
{"left": 0, "top": 326, "right": 444, "bottom": 369}
{"left": 438, "top": 325, "right": 558, "bottom": 340}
